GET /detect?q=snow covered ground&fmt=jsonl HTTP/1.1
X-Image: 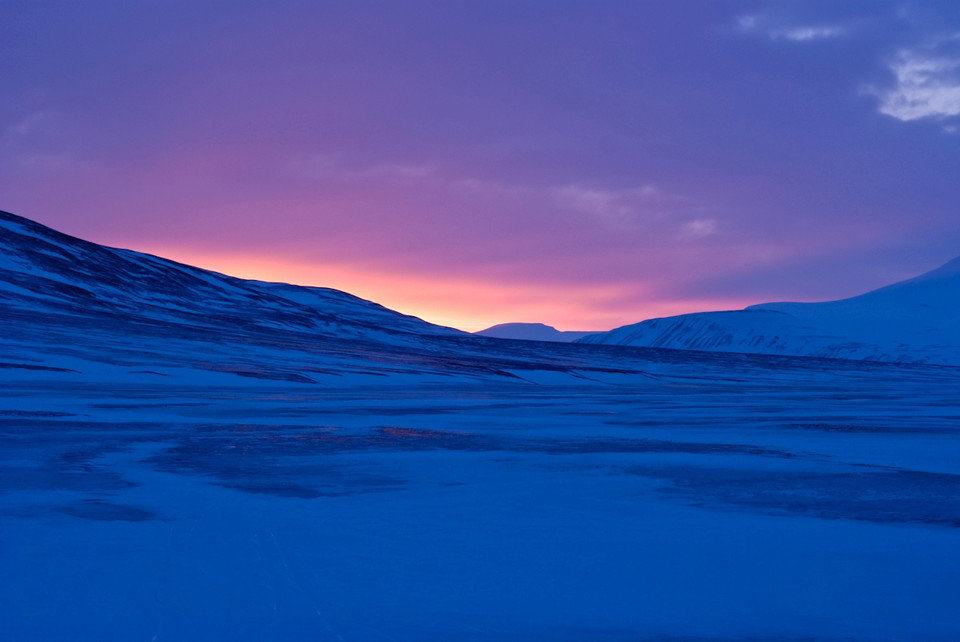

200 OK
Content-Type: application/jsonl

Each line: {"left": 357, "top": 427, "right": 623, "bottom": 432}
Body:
{"left": 2, "top": 349, "right": 959, "bottom": 641}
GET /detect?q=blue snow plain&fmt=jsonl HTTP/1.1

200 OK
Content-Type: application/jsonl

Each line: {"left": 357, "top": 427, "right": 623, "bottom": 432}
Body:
{"left": 3, "top": 352, "right": 959, "bottom": 641}
{"left": 1, "top": 210, "right": 960, "bottom": 640}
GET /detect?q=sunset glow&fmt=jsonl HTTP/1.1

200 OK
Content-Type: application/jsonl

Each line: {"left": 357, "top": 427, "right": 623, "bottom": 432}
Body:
{"left": 145, "top": 247, "right": 754, "bottom": 332}
{"left": 3, "top": 1, "right": 960, "bottom": 331}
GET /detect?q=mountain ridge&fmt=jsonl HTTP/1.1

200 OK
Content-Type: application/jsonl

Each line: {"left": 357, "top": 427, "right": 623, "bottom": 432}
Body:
{"left": 0, "top": 209, "right": 463, "bottom": 341}
{"left": 578, "top": 255, "right": 960, "bottom": 364}
{"left": 475, "top": 322, "right": 594, "bottom": 342}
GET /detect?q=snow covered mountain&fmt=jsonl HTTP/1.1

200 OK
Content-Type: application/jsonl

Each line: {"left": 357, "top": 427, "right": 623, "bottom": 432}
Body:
{"left": 579, "top": 256, "right": 960, "bottom": 364}
{"left": 0, "top": 210, "right": 653, "bottom": 384}
{"left": 0, "top": 210, "right": 462, "bottom": 341}
{"left": 0, "top": 210, "right": 497, "bottom": 383}
{"left": 475, "top": 322, "right": 594, "bottom": 342}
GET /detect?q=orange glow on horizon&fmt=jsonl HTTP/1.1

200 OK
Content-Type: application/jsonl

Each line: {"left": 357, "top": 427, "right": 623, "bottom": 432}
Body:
{"left": 141, "top": 246, "right": 755, "bottom": 333}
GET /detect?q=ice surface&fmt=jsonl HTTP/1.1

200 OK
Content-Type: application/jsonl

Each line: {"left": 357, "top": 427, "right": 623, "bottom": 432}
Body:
{"left": 3, "top": 362, "right": 960, "bottom": 641}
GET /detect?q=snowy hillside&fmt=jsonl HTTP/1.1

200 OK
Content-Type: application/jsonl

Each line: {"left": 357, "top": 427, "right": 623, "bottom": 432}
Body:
{"left": 579, "top": 256, "right": 960, "bottom": 364}
{"left": 475, "top": 322, "right": 594, "bottom": 342}
{"left": 0, "top": 210, "right": 462, "bottom": 342}
{"left": 0, "top": 210, "right": 659, "bottom": 384}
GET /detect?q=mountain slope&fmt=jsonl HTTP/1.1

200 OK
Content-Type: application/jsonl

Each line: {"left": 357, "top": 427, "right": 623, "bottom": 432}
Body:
{"left": 0, "top": 210, "right": 500, "bottom": 383}
{"left": 1, "top": 210, "right": 663, "bottom": 385}
{"left": 0, "top": 210, "right": 461, "bottom": 341}
{"left": 579, "top": 257, "right": 960, "bottom": 364}
{"left": 475, "top": 323, "right": 594, "bottom": 342}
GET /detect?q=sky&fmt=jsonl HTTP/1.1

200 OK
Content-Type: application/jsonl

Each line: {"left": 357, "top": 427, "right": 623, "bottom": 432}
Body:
{"left": 2, "top": 1, "right": 960, "bottom": 332}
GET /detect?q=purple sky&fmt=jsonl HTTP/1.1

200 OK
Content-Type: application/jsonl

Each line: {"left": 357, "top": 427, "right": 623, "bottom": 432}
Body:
{"left": 3, "top": 1, "right": 960, "bottom": 331}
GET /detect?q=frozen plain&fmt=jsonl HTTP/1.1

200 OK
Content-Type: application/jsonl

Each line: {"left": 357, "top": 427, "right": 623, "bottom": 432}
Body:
{"left": 2, "top": 341, "right": 959, "bottom": 641}
{"left": 2, "top": 210, "right": 959, "bottom": 641}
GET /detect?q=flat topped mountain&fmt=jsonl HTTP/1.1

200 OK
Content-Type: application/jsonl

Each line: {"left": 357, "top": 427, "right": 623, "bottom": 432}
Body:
{"left": 475, "top": 323, "right": 594, "bottom": 342}
{"left": 579, "top": 256, "right": 960, "bottom": 364}
{"left": 0, "top": 210, "right": 461, "bottom": 342}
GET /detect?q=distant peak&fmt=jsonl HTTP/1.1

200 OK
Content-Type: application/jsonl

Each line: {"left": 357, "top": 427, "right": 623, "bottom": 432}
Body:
{"left": 475, "top": 322, "right": 595, "bottom": 343}
{"left": 481, "top": 322, "right": 558, "bottom": 332}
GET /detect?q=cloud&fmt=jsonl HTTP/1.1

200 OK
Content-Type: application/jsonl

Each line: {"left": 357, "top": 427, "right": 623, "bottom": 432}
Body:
{"left": 876, "top": 49, "right": 960, "bottom": 121}
{"left": 550, "top": 184, "right": 662, "bottom": 229}
{"left": 776, "top": 26, "right": 846, "bottom": 42}
{"left": 454, "top": 179, "right": 695, "bottom": 234}
{"left": 736, "top": 15, "right": 759, "bottom": 32}
{"left": 682, "top": 218, "right": 718, "bottom": 240}
{"left": 736, "top": 13, "right": 846, "bottom": 43}
{"left": 286, "top": 155, "right": 692, "bottom": 238}
{"left": 5, "top": 111, "right": 55, "bottom": 138}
